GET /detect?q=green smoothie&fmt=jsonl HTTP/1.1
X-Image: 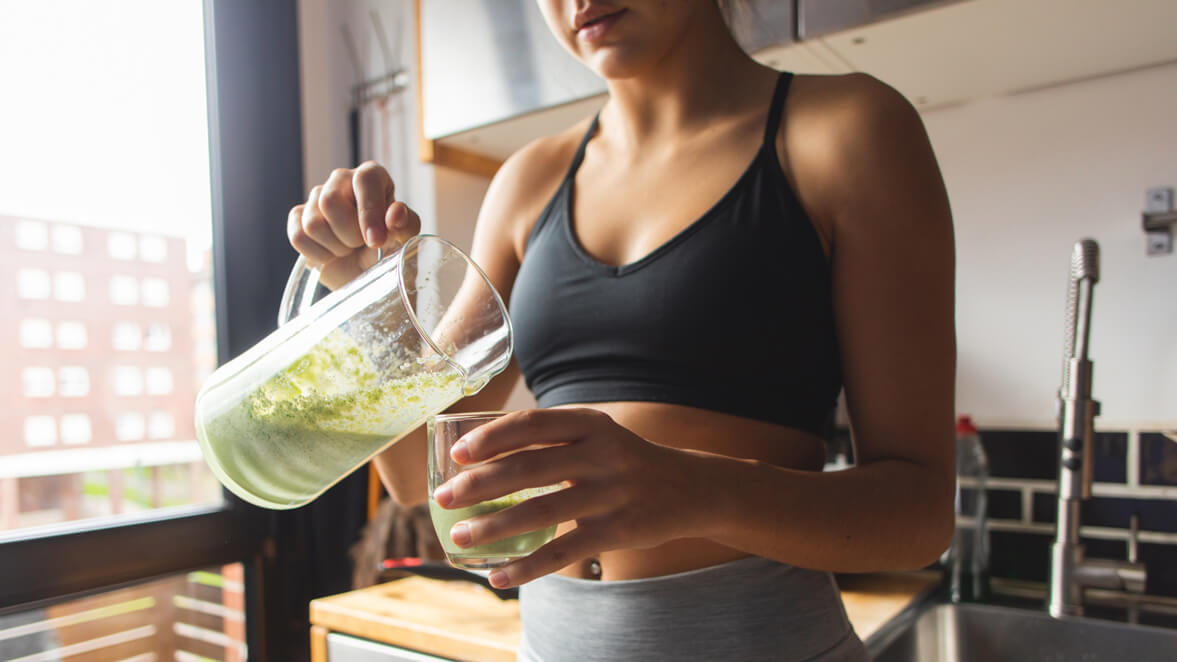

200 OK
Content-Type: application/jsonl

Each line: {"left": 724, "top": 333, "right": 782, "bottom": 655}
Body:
{"left": 196, "top": 329, "right": 466, "bottom": 509}
{"left": 429, "top": 491, "right": 557, "bottom": 567}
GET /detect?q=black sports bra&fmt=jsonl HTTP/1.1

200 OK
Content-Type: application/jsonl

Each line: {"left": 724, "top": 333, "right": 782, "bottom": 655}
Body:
{"left": 508, "top": 72, "right": 842, "bottom": 437}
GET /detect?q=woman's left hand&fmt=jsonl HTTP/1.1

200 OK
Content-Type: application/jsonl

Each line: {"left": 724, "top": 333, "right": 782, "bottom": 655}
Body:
{"left": 431, "top": 407, "right": 713, "bottom": 588}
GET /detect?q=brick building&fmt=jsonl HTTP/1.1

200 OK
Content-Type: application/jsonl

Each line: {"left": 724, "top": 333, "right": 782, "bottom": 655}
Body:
{"left": 0, "top": 214, "right": 218, "bottom": 530}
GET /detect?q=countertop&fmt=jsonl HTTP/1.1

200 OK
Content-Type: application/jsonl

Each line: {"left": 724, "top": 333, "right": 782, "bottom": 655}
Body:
{"left": 310, "top": 569, "right": 941, "bottom": 661}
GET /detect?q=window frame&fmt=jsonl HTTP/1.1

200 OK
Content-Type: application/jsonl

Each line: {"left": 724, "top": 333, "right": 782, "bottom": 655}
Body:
{"left": 0, "top": 4, "right": 351, "bottom": 661}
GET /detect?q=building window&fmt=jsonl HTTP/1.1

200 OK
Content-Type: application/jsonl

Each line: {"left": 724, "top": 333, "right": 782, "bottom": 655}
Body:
{"left": 56, "top": 321, "right": 88, "bottom": 349}
{"left": 16, "top": 219, "right": 49, "bottom": 250}
{"left": 148, "top": 412, "right": 175, "bottom": 439}
{"left": 112, "top": 322, "right": 142, "bottom": 350}
{"left": 18, "top": 269, "right": 51, "bottom": 300}
{"left": 116, "top": 412, "right": 145, "bottom": 441}
{"left": 24, "top": 416, "right": 57, "bottom": 447}
{"left": 19, "top": 318, "right": 53, "bottom": 348}
{"left": 144, "top": 323, "right": 172, "bottom": 351}
{"left": 146, "top": 367, "right": 174, "bottom": 395}
{"left": 54, "top": 271, "right": 86, "bottom": 302}
{"left": 52, "top": 225, "right": 84, "bottom": 254}
{"left": 141, "top": 278, "right": 169, "bottom": 307}
{"left": 60, "top": 415, "right": 92, "bottom": 445}
{"left": 108, "top": 231, "right": 137, "bottom": 260}
{"left": 59, "top": 366, "right": 90, "bottom": 397}
{"left": 22, "top": 367, "right": 55, "bottom": 397}
{"left": 110, "top": 275, "right": 139, "bottom": 305}
{"left": 112, "top": 366, "right": 144, "bottom": 396}
{"left": 140, "top": 235, "right": 167, "bottom": 262}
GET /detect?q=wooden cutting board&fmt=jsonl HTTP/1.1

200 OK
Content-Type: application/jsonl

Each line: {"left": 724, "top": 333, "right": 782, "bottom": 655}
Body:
{"left": 310, "top": 571, "right": 940, "bottom": 661}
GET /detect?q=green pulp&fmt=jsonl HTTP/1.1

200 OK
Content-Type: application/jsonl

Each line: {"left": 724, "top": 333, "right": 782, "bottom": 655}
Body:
{"left": 197, "top": 330, "right": 465, "bottom": 508}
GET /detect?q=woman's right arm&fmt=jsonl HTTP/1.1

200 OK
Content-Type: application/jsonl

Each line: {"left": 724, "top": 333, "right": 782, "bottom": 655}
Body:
{"left": 288, "top": 136, "right": 571, "bottom": 505}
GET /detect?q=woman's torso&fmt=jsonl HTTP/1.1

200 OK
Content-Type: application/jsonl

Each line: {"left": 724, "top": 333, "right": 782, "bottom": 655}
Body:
{"left": 501, "top": 70, "right": 837, "bottom": 581}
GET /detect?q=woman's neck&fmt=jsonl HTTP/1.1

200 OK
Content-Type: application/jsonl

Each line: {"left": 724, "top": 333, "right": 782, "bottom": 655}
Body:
{"left": 600, "top": 12, "right": 775, "bottom": 147}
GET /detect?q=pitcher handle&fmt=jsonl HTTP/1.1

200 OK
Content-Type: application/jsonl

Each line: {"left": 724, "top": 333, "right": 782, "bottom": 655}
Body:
{"left": 277, "top": 254, "right": 320, "bottom": 327}
{"left": 278, "top": 249, "right": 386, "bottom": 327}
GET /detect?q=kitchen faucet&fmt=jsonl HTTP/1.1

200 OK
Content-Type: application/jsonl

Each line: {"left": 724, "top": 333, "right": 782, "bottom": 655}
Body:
{"left": 1048, "top": 239, "right": 1147, "bottom": 618}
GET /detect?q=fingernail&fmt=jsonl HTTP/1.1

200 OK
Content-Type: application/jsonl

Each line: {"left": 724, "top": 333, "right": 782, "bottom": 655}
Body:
{"left": 450, "top": 440, "right": 470, "bottom": 464}
{"left": 364, "top": 227, "right": 379, "bottom": 247}
{"left": 433, "top": 483, "right": 453, "bottom": 508}
{"left": 451, "top": 521, "right": 471, "bottom": 547}
{"left": 488, "top": 570, "right": 509, "bottom": 588}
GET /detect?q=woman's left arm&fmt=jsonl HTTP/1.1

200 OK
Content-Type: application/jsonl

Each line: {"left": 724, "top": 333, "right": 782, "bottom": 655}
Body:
{"left": 435, "top": 74, "right": 956, "bottom": 587}
{"left": 702, "top": 72, "right": 957, "bottom": 572}
{"left": 701, "top": 72, "right": 957, "bottom": 573}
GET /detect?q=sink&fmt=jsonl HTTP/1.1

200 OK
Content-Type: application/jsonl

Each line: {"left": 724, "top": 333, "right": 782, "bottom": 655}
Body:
{"left": 869, "top": 602, "right": 1177, "bottom": 662}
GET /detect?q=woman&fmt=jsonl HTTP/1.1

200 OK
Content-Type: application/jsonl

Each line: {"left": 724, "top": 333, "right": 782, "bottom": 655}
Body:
{"left": 289, "top": 1, "right": 956, "bottom": 659}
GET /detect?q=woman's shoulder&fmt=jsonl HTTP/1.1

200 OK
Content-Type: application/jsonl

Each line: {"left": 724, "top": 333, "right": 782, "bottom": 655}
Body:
{"left": 479, "top": 115, "right": 598, "bottom": 260}
{"left": 778, "top": 72, "right": 943, "bottom": 237}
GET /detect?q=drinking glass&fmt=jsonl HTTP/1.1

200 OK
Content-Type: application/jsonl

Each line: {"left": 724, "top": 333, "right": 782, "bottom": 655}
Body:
{"left": 427, "top": 412, "right": 558, "bottom": 569}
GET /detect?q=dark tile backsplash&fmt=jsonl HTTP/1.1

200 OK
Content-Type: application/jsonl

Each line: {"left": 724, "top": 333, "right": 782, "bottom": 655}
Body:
{"left": 980, "top": 430, "right": 1058, "bottom": 480}
{"left": 1140, "top": 432, "right": 1177, "bottom": 486}
{"left": 1092, "top": 432, "right": 1128, "bottom": 484}
{"left": 972, "top": 427, "right": 1177, "bottom": 598}
{"left": 988, "top": 530, "right": 1051, "bottom": 583}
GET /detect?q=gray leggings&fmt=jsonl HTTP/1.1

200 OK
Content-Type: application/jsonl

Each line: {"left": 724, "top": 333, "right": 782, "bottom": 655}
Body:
{"left": 517, "top": 556, "right": 870, "bottom": 662}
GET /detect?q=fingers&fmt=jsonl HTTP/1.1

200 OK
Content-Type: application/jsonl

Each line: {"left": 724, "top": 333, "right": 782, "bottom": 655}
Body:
{"left": 436, "top": 443, "right": 598, "bottom": 509}
{"left": 319, "top": 168, "right": 366, "bottom": 249}
{"left": 488, "top": 525, "right": 608, "bottom": 588}
{"left": 453, "top": 408, "right": 612, "bottom": 464}
{"left": 287, "top": 161, "right": 421, "bottom": 270}
{"left": 450, "top": 485, "right": 609, "bottom": 552}
{"left": 385, "top": 200, "right": 422, "bottom": 249}
{"left": 353, "top": 162, "right": 394, "bottom": 247}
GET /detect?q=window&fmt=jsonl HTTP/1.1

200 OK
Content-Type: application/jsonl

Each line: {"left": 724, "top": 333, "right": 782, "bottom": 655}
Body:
{"left": 60, "top": 414, "right": 92, "bottom": 445}
{"left": 22, "top": 367, "right": 55, "bottom": 397}
{"left": 18, "top": 269, "right": 51, "bottom": 300}
{"left": 59, "top": 366, "right": 90, "bottom": 397}
{"left": 110, "top": 275, "right": 139, "bottom": 305}
{"left": 52, "top": 224, "right": 84, "bottom": 254}
{"left": 112, "top": 366, "right": 144, "bottom": 396}
{"left": 15, "top": 219, "right": 49, "bottom": 250}
{"left": 54, "top": 271, "right": 86, "bottom": 301}
{"left": 140, "top": 235, "right": 167, "bottom": 262}
{"left": 115, "top": 412, "right": 146, "bottom": 441}
{"left": 148, "top": 411, "right": 175, "bottom": 439}
{"left": 56, "top": 321, "right": 88, "bottom": 349}
{"left": 141, "top": 277, "right": 170, "bottom": 307}
{"left": 24, "top": 416, "right": 57, "bottom": 447}
{"left": 19, "top": 318, "right": 53, "bottom": 348}
{"left": 144, "top": 323, "right": 172, "bottom": 351}
{"left": 146, "top": 367, "right": 174, "bottom": 395}
{"left": 112, "top": 322, "right": 142, "bottom": 350}
{"left": 108, "top": 231, "right": 137, "bottom": 260}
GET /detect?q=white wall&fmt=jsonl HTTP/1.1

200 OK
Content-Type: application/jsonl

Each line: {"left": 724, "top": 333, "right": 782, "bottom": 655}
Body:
{"left": 924, "top": 62, "right": 1177, "bottom": 429}
{"left": 298, "top": 0, "right": 437, "bottom": 233}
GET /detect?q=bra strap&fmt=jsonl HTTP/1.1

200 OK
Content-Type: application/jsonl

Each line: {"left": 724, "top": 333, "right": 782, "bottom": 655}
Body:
{"left": 762, "top": 71, "right": 794, "bottom": 146}
{"left": 565, "top": 112, "right": 600, "bottom": 179}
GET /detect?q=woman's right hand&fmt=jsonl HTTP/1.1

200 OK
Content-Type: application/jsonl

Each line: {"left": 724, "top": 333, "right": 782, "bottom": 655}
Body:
{"left": 288, "top": 161, "right": 422, "bottom": 290}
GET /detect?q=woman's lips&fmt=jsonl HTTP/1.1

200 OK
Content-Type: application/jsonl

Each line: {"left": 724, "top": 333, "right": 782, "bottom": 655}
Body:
{"left": 577, "top": 9, "right": 626, "bottom": 44}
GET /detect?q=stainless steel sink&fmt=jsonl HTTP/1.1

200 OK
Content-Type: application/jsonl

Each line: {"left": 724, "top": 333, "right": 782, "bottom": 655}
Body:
{"left": 870, "top": 602, "right": 1177, "bottom": 662}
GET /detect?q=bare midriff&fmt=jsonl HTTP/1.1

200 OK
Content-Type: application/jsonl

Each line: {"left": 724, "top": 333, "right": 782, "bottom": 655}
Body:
{"left": 552, "top": 400, "right": 828, "bottom": 582}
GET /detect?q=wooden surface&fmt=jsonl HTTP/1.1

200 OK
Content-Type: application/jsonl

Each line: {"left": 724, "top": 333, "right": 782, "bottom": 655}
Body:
{"left": 311, "top": 571, "right": 941, "bottom": 661}
{"left": 310, "top": 577, "right": 520, "bottom": 662}
{"left": 838, "top": 571, "right": 941, "bottom": 640}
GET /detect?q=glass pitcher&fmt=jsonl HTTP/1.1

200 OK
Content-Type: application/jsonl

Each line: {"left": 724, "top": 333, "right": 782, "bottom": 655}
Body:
{"left": 194, "top": 234, "right": 512, "bottom": 509}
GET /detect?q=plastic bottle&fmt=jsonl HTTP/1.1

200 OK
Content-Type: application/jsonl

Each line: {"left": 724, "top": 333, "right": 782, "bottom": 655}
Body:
{"left": 941, "top": 415, "right": 991, "bottom": 602}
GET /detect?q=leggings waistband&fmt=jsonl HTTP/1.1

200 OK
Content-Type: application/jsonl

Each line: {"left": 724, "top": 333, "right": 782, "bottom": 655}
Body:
{"left": 516, "top": 556, "right": 868, "bottom": 662}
